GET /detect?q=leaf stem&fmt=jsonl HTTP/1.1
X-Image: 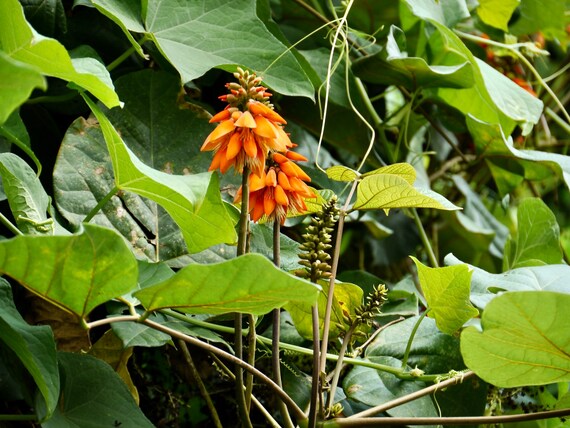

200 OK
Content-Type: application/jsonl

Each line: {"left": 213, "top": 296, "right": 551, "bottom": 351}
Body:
{"left": 0, "top": 212, "right": 23, "bottom": 236}
{"left": 178, "top": 339, "right": 222, "bottom": 428}
{"left": 106, "top": 35, "right": 150, "bottom": 72}
{"left": 85, "top": 315, "right": 140, "bottom": 329}
{"left": 400, "top": 310, "right": 429, "bottom": 369}
{"left": 337, "top": 407, "right": 570, "bottom": 426}
{"left": 0, "top": 127, "right": 42, "bottom": 176}
{"left": 84, "top": 186, "right": 119, "bottom": 223}
{"left": 411, "top": 209, "right": 438, "bottom": 268}
{"left": 326, "top": 323, "right": 357, "bottom": 413}
{"left": 308, "top": 304, "right": 322, "bottom": 427}
{"left": 347, "top": 370, "right": 475, "bottom": 419}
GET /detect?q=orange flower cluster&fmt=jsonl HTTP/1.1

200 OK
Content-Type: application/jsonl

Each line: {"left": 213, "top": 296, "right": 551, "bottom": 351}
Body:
{"left": 201, "top": 68, "right": 315, "bottom": 224}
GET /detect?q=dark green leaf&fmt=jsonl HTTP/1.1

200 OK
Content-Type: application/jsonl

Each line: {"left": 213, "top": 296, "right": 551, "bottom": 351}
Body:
{"left": 461, "top": 291, "right": 570, "bottom": 387}
{"left": 43, "top": 352, "right": 153, "bottom": 427}
{"left": 0, "top": 223, "right": 138, "bottom": 319}
{"left": 0, "top": 153, "right": 52, "bottom": 235}
{"left": 352, "top": 26, "right": 473, "bottom": 90}
{"left": 135, "top": 253, "right": 320, "bottom": 315}
{"left": 509, "top": 0, "right": 568, "bottom": 41}
{"left": 90, "top": 0, "right": 313, "bottom": 98}
{"left": 0, "top": 279, "right": 59, "bottom": 420}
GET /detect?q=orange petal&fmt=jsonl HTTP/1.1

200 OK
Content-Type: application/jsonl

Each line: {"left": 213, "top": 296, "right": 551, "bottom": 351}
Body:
{"left": 226, "top": 133, "right": 242, "bottom": 160}
{"left": 285, "top": 150, "right": 308, "bottom": 162}
{"left": 278, "top": 159, "right": 298, "bottom": 178}
{"left": 274, "top": 185, "right": 289, "bottom": 206}
{"left": 272, "top": 152, "right": 288, "bottom": 164}
{"left": 219, "top": 150, "right": 234, "bottom": 173}
{"left": 264, "top": 191, "right": 276, "bottom": 216}
{"left": 201, "top": 120, "right": 235, "bottom": 150}
{"left": 209, "top": 109, "right": 231, "bottom": 123}
{"left": 248, "top": 101, "right": 286, "bottom": 124}
{"left": 243, "top": 132, "right": 258, "bottom": 158}
{"left": 234, "top": 186, "right": 243, "bottom": 203}
{"left": 234, "top": 110, "right": 257, "bottom": 128}
{"left": 249, "top": 172, "right": 266, "bottom": 192}
{"left": 277, "top": 171, "right": 292, "bottom": 190}
{"left": 251, "top": 197, "right": 265, "bottom": 222}
{"left": 289, "top": 162, "right": 311, "bottom": 182}
{"left": 265, "top": 168, "right": 277, "bottom": 187}
{"left": 274, "top": 126, "right": 292, "bottom": 151}
{"left": 208, "top": 150, "right": 224, "bottom": 171}
{"left": 253, "top": 116, "right": 277, "bottom": 139}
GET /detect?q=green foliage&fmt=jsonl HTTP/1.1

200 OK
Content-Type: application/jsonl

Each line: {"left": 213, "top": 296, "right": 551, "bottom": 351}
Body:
{"left": 461, "top": 291, "right": 570, "bottom": 387}
{"left": 0, "top": 0, "right": 569, "bottom": 425}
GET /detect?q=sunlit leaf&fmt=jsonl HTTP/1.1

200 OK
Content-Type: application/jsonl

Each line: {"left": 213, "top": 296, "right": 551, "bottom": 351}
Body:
{"left": 477, "top": 0, "right": 520, "bottom": 31}
{"left": 83, "top": 95, "right": 237, "bottom": 254}
{"left": 0, "top": 224, "right": 138, "bottom": 319}
{"left": 402, "top": 0, "right": 470, "bottom": 27}
{"left": 461, "top": 291, "right": 570, "bottom": 387}
{"left": 0, "top": 0, "right": 119, "bottom": 108}
{"left": 352, "top": 25, "right": 473, "bottom": 90}
{"left": 43, "top": 352, "right": 153, "bottom": 427}
{"left": 353, "top": 173, "right": 460, "bottom": 213}
{"left": 326, "top": 165, "right": 359, "bottom": 182}
{"left": 411, "top": 257, "right": 478, "bottom": 334}
{"left": 0, "top": 52, "right": 46, "bottom": 125}
{"left": 362, "top": 163, "right": 416, "bottom": 183}
{"left": 0, "top": 153, "right": 52, "bottom": 235}
{"left": 445, "top": 253, "right": 570, "bottom": 309}
{"left": 89, "top": 0, "right": 313, "bottom": 98}
{"left": 0, "top": 280, "right": 59, "bottom": 420}
{"left": 503, "top": 198, "right": 563, "bottom": 270}
{"left": 135, "top": 254, "right": 320, "bottom": 315}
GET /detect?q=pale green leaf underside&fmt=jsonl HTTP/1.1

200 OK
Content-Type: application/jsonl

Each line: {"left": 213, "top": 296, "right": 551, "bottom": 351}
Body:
{"left": 461, "top": 291, "right": 570, "bottom": 387}
{"left": 135, "top": 253, "right": 321, "bottom": 315}
{"left": 326, "top": 165, "right": 359, "bottom": 182}
{"left": 362, "top": 163, "right": 416, "bottom": 184}
{"left": 477, "top": 0, "right": 520, "bottom": 31}
{"left": 83, "top": 95, "right": 237, "bottom": 253}
{"left": 0, "top": 0, "right": 119, "bottom": 108}
{"left": 354, "top": 173, "right": 460, "bottom": 212}
{"left": 412, "top": 257, "right": 478, "bottom": 334}
{"left": 0, "top": 224, "right": 138, "bottom": 319}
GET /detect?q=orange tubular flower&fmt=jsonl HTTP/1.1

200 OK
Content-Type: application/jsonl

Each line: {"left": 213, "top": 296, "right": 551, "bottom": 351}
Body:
{"left": 200, "top": 68, "right": 293, "bottom": 176}
{"left": 235, "top": 151, "right": 316, "bottom": 224}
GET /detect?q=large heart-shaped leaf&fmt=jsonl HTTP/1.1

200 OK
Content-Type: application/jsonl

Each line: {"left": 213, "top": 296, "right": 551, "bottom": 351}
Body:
{"left": 0, "top": 0, "right": 119, "bottom": 108}
{"left": 83, "top": 94, "right": 237, "bottom": 254}
{"left": 411, "top": 257, "right": 478, "bottom": 334}
{"left": 0, "top": 153, "right": 52, "bottom": 235}
{"left": 461, "top": 291, "right": 570, "bottom": 387}
{"left": 477, "top": 0, "right": 520, "bottom": 31}
{"left": 135, "top": 253, "right": 320, "bottom": 315}
{"left": 503, "top": 198, "right": 563, "bottom": 270}
{"left": 90, "top": 0, "right": 313, "bottom": 98}
{"left": 43, "top": 352, "right": 153, "bottom": 427}
{"left": 0, "top": 52, "right": 46, "bottom": 125}
{"left": 403, "top": 0, "right": 470, "bottom": 28}
{"left": 0, "top": 280, "right": 59, "bottom": 420}
{"left": 445, "top": 253, "right": 570, "bottom": 309}
{"left": 0, "top": 223, "right": 138, "bottom": 319}
{"left": 352, "top": 25, "right": 473, "bottom": 90}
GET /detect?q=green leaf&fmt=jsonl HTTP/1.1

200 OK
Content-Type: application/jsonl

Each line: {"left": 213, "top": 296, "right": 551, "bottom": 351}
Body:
{"left": 353, "top": 173, "right": 460, "bottom": 213}
{"left": 352, "top": 25, "right": 474, "bottom": 90}
{"left": 361, "top": 162, "right": 416, "bottom": 183}
{"left": 467, "top": 116, "right": 570, "bottom": 192}
{"left": 248, "top": 222, "right": 303, "bottom": 272}
{"left": 286, "top": 280, "right": 363, "bottom": 340}
{"left": 0, "top": 52, "right": 46, "bottom": 125}
{"left": 445, "top": 253, "right": 570, "bottom": 309}
{"left": 477, "top": 0, "right": 520, "bottom": 31}
{"left": 0, "top": 0, "right": 119, "bottom": 108}
{"left": 83, "top": 94, "right": 237, "bottom": 254}
{"left": 90, "top": 0, "right": 313, "bottom": 99}
{"left": 509, "top": 0, "right": 568, "bottom": 42}
{"left": 366, "top": 316, "right": 465, "bottom": 374}
{"left": 326, "top": 165, "right": 359, "bottom": 182}
{"left": 402, "top": 0, "right": 470, "bottom": 27}
{"left": 43, "top": 352, "right": 153, "bottom": 428}
{"left": 430, "top": 22, "right": 542, "bottom": 135}
{"left": 343, "top": 356, "right": 438, "bottom": 417}
{"left": 461, "top": 291, "right": 570, "bottom": 387}
{"left": 411, "top": 257, "right": 478, "bottom": 334}
{"left": 0, "top": 223, "right": 138, "bottom": 319}
{"left": 0, "top": 153, "right": 53, "bottom": 235}
{"left": 135, "top": 253, "right": 320, "bottom": 315}
{"left": 0, "top": 279, "right": 59, "bottom": 420}
{"left": 503, "top": 198, "right": 563, "bottom": 270}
